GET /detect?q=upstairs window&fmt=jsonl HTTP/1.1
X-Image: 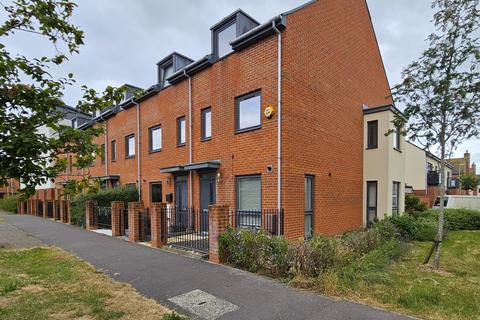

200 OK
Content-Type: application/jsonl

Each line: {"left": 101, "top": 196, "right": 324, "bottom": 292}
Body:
{"left": 201, "top": 107, "right": 212, "bottom": 140}
{"left": 177, "top": 117, "right": 186, "bottom": 146}
{"left": 367, "top": 120, "right": 378, "bottom": 149}
{"left": 216, "top": 22, "right": 236, "bottom": 58}
{"left": 101, "top": 144, "right": 105, "bottom": 164}
{"left": 393, "top": 126, "right": 401, "bottom": 150}
{"left": 125, "top": 134, "right": 135, "bottom": 158}
{"left": 149, "top": 125, "right": 162, "bottom": 152}
{"left": 236, "top": 90, "right": 261, "bottom": 132}
{"left": 111, "top": 140, "right": 117, "bottom": 162}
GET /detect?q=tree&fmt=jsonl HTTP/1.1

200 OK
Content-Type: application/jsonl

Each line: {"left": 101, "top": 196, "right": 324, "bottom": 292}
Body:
{"left": 392, "top": 0, "right": 479, "bottom": 269}
{"left": 459, "top": 172, "right": 479, "bottom": 191}
{"left": 0, "top": 0, "right": 125, "bottom": 197}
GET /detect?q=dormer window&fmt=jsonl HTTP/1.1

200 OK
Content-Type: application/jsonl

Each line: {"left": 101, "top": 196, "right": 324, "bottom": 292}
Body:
{"left": 211, "top": 10, "right": 259, "bottom": 60}
{"left": 159, "top": 59, "right": 174, "bottom": 87}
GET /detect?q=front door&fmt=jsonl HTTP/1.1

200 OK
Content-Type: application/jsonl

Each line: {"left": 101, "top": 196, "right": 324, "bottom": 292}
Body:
{"left": 366, "top": 181, "right": 378, "bottom": 227}
{"left": 200, "top": 173, "right": 216, "bottom": 232}
{"left": 175, "top": 175, "right": 188, "bottom": 228}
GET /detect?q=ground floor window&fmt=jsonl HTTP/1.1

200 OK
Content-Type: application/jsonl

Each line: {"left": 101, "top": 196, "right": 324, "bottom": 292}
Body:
{"left": 305, "top": 175, "right": 314, "bottom": 238}
{"left": 236, "top": 175, "right": 261, "bottom": 228}
{"left": 392, "top": 181, "right": 400, "bottom": 214}
{"left": 150, "top": 182, "right": 162, "bottom": 203}
{"left": 366, "top": 181, "right": 377, "bottom": 227}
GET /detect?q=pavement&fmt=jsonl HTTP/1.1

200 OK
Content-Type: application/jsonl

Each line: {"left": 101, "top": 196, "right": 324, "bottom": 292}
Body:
{"left": 1, "top": 212, "right": 412, "bottom": 320}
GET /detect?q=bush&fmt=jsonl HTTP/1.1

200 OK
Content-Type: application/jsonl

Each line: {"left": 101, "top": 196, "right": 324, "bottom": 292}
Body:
{"left": 421, "top": 208, "right": 480, "bottom": 231}
{"left": 414, "top": 218, "right": 438, "bottom": 241}
{"left": 405, "top": 195, "right": 427, "bottom": 216}
{"left": 288, "top": 235, "right": 337, "bottom": 277}
{"left": 0, "top": 195, "right": 18, "bottom": 213}
{"left": 71, "top": 186, "right": 138, "bottom": 227}
{"left": 386, "top": 214, "right": 418, "bottom": 240}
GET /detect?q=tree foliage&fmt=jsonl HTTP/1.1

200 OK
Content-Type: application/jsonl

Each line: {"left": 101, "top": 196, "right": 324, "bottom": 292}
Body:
{"left": 0, "top": 0, "right": 125, "bottom": 196}
{"left": 392, "top": 0, "right": 479, "bottom": 268}
{"left": 459, "top": 172, "right": 479, "bottom": 191}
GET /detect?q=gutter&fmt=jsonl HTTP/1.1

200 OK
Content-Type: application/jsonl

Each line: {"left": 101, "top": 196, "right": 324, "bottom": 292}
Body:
{"left": 133, "top": 101, "right": 142, "bottom": 201}
{"left": 272, "top": 18, "right": 283, "bottom": 236}
{"left": 184, "top": 69, "right": 193, "bottom": 207}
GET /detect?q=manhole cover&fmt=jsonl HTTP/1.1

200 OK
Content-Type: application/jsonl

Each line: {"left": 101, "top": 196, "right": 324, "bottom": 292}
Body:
{"left": 169, "top": 289, "right": 239, "bottom": 320}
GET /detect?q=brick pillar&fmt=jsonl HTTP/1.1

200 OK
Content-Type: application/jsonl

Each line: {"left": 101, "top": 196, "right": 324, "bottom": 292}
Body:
{"left": 151, "top": 203, "right": 168, "bottom": 248}
{"left": 111, "top": 201, "right": 124, "bottom": 237}
{"left": 128, "top": 202, "right": 144, "bottom": 242}
{"left": 208, "top": 205, "right": 230, "bottom": 263}
{"left": 66, "top": 200, "right": 71, "bottom": 224}
{"left": 85, "top": 200, "right": 98, "bottom": 230}
{"left": 42, "top": 201, "right": 47, "bottom": 219}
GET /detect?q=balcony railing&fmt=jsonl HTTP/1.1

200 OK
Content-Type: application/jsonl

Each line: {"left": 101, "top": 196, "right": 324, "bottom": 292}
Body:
{"left": 427, "top": 171, "right": 440, "bottom": 186}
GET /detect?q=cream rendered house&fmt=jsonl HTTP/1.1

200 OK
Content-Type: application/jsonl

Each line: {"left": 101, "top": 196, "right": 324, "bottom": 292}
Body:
{"left": 363, "top": 105, "right": 406, "bottom": 226}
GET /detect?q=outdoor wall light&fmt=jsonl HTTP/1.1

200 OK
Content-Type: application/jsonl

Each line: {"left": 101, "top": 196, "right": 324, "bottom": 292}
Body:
{"left": 217, "top": 172, "right": 223, "bottom": 184}
{"left": 166, "top": 177, "right": 172, "bottom": 185}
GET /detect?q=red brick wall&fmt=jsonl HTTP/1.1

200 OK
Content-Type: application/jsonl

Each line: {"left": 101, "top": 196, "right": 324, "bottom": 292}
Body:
{"left": 281, "top": 0, "right": 393, "bottom": 237}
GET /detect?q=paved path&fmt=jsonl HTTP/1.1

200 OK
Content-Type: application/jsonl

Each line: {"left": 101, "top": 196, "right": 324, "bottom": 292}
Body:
{"left": 3, "top": 213, "right": 412, "bottom": 320}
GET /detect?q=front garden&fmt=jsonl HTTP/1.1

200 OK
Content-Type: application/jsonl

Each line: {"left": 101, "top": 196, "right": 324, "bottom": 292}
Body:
{"left": 219, "top": 207, "right": 480, "bottom": 320}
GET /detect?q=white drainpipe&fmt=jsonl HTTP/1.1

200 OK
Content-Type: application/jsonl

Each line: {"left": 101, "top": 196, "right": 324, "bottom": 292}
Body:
{"left": 104, "top": 121, "right": 108, "bottom": 179}
{"left": 184, "top": 70, "right": 193, "bottom": 207}
{"left": 273, "top": 20, "right": 283, "bottom": 235}
{"left": 133, "top": 101, "right": 142, "bottom": 201}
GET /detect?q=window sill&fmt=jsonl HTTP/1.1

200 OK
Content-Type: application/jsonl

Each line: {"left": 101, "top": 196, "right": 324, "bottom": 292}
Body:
{"left": 111, "top": 160, "right": 116, "bottom": 163}
{"left": 149, "top": 149, "right": 162, "bottom": 154}
{"left": 201, "top": 137, "right": 212, "bottom": 142}
{"left": 125, "top": 155, "right": 135, "bottom": 159}
{"left": 366, "top": 146, "right": 378, "bottom": 150}
{"left": 235, "top": 125, "right": 262, "bottom": 135}
{"left": 393, "top": 147, "right": 402, "bottom": 153}
{"left": 177, "top": 143, "right": 186, "bottom": 148}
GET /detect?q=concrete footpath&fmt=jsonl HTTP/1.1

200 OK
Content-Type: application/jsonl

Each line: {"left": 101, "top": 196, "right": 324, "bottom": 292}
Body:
{"left": 2, "top": 213, "right": 412, "bottom": 320}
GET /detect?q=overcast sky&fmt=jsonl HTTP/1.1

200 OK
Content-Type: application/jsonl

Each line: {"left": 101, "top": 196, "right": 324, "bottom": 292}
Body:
{"left": 4, "top": 0, "right": 479, "bottom": 164}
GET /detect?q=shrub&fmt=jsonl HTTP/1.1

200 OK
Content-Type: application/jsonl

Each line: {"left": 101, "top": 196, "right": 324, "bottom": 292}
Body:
{"left": 288, "top": 235, "right": 337, "bottom": 277}
{"left": 0, "top": 195, "right": 18, "bottom": 213}
{"left": 414, "top": 218, "right": 438, "bottom": 241}
{"left": 386, "top": 214, "right": 418, "bottom": 240}
{"left": 70, "top": 186, "right": 138, "bottom": 227}
{"left": 422, "top": 208, "right": 480, "bottom": 231}
{"left": 405, "top": 195, "right": 427, "bottom": 216}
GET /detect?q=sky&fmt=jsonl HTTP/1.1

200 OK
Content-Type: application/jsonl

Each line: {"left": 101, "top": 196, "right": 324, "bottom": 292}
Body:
{"left": 3, "top": 0, "right": 479, "bottom": 164}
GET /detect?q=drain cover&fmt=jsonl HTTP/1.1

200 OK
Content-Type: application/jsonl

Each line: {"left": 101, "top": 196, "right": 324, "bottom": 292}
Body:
{"left": 169, "top": 289, "right": 239, "bottom": 320}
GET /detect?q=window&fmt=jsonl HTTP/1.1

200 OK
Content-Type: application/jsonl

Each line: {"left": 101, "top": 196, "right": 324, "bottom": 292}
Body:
{"left": 177, "top": 117, "right": 186, "bottom": 146}
{"left": 149, "top": 125, "right": 162, "bottom": 152}
{"left": 150, "top": 182, "right": 162, "bottom": 203}
{"left": 160, "top": 62, "right": 174, "bottom": 87}
{"left": 366, "top": 181, "right": 377, "bottom": 227}
{"left": 392, "top": 181, "right": 400, "bottom": 214}
{"left": 305, "top": 176, "right": 314, "bottom": 239}
{"left": 101, "top": 144, "right": 105, "bottom": 164}
{"left": 125, "top": 134, "right": 135, "bottom": 158}
{"left": 367, "top": 120, "right": 378, "bottom": 149}
{"left": 236, "top": 91, "right": 261, "bottom": 132}
{"left": 111, "top": 140, "right": 117, "bottom": 162}
{"left": 201, "top": 107, "right": 212, "bottom": 140}
{"left": 393, "top": 126, "right": 401, "bottom": 150}
{"left": 237, "top": 175, "right": 261, "bottom": 228}
{"left": 216, "top": 22, "right": 236, "bottom": 58}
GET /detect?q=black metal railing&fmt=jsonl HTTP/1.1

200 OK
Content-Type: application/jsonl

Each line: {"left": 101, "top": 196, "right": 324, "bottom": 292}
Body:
{"left": 55, "top": 201, "right": 61, "bottom": 220}
{"left": 165, "top": 207, "right": 209, "bottom": 253}
{"left": 47, "top": 201, "right": 54, "bottom": 219}
{"left": 36, "top": 201, "right": 43, "bottom": 217}
{"left": 229, "top": 208, "right": 284, "bottom": 236}
{"left": 137, "top": 208, "right": 151, "bottom": 242}
{"left": 97, "top": 206, "right": 112, "bottom": 229}
{"left": 122, "top": 205, "right": 129, "bottom": 236}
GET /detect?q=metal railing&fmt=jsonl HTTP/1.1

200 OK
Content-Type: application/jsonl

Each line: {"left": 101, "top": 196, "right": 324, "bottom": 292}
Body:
{"left": 137, "top": 208, "right": 151, "bottom": 242}
{"left": 47, "top": 201, "right": 54, "bottom": 219}
{"left": 164, "top": 207, "right": 209, "bottom": 253}
{"left": 229, "top": 208, "right": 284, "bottom": 236}
{"left": 97, "top": 206, "right": 112, "bottom": 229}
{"left": 36, "top": 201, "right": 43, "bottom": 217}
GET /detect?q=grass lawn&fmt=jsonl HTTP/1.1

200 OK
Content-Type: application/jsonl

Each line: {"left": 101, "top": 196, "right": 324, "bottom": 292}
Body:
{"left": 0, "top": 246, "right": 181, "bottom": 320}
{"left": 329, "top": 231, "right": 480, "bottom": 320}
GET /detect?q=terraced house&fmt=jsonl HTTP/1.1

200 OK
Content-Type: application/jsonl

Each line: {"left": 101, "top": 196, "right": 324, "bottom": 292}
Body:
{"left": 24, "top": 0, "right": 400, "bottom": 239}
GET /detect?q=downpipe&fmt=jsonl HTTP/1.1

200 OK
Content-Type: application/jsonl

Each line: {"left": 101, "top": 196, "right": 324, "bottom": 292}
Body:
{"left": 273, "top": 19, "right": 282, "bottom": 236}
{"left": 184, "top": 70, "right": 193, "bottom": 207}
{"left": 133, "top": 101, "right": 142, "bottom": 201}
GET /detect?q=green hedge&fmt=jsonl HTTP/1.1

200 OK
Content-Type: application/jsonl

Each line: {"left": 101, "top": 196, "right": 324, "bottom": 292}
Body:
{"left": 71, "top": 186, "right": 138, "bottom": 227}
{"left": 0, "top": 195, "right": 18, "bottom": 213}
{"left": 420, "top": 208, "right": 480, "bottom": 231}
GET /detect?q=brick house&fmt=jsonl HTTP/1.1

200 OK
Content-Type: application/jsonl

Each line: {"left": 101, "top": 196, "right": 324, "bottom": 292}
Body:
{"left": 25, "top": 0, "right": 395, "bottom": 239}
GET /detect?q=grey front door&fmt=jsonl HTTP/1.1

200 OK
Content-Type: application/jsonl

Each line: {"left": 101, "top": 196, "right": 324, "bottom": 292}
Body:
{"left": 200, "top": 173, "right": 216, "bottom": 232}
{"left": 175, "top": 175, "right": 188, "bottom": 228}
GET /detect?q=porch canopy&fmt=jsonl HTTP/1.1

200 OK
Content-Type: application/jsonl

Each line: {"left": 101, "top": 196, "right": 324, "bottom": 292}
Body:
{"left": 160, "top": 160, "right": 221, "bottom": 173}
